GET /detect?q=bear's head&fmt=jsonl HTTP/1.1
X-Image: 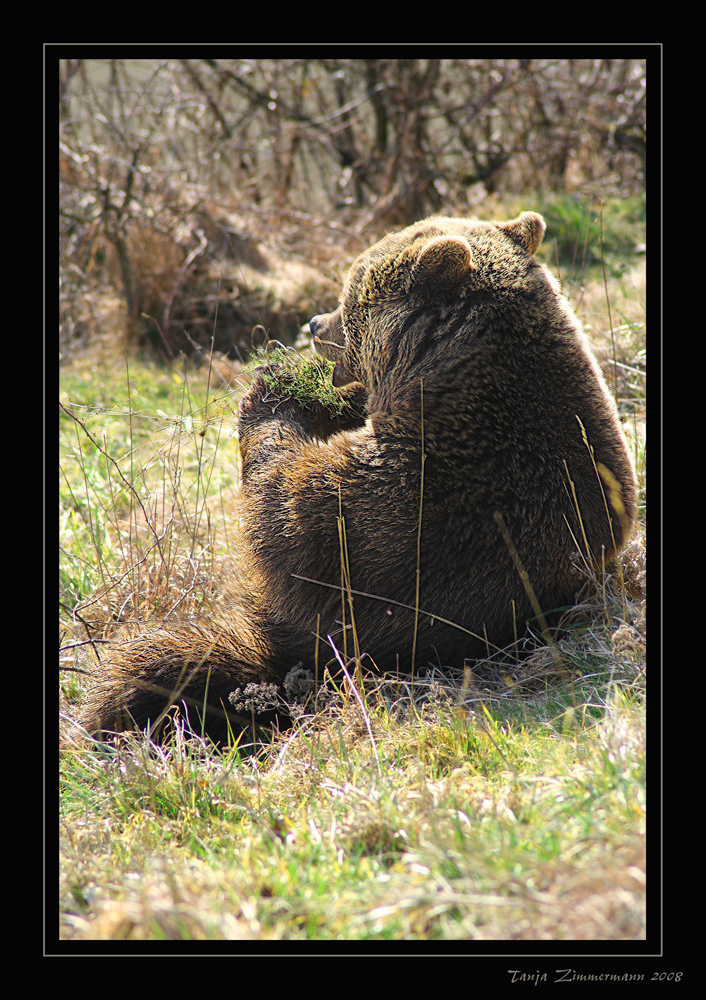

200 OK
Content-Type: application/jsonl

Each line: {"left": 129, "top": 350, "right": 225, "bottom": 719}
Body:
{"left": 311, "top": 212, "right": 547, "bottom": 393}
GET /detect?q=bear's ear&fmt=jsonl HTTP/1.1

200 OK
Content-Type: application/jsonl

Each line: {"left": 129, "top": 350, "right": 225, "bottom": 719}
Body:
{"left": 410, "top": 235, "right": 475, "bottom": 292}
{"left": 497, "top": 212, "right": 546, "bottom": 256}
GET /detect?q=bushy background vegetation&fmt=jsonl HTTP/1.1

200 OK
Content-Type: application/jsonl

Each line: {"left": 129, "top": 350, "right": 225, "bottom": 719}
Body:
{"left": 58, "top": 55, "right": 647, "bottom": 947}
{"left": 59, "top": 57, "right": 645, "bottom": 360}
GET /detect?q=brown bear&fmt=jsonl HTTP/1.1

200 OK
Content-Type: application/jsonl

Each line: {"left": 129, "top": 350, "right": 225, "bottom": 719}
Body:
{"left": 71, "top": 212, "right": 638, "bottom": 745}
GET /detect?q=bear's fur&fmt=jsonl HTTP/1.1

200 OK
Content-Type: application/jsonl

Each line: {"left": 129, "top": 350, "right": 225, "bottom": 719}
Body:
{"left": 72, "top": 212, "right": 637, "bottom": 745}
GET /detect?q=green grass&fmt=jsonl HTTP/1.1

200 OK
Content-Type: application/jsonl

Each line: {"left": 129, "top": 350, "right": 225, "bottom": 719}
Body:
{"left": 59, "top": 205, "right": 646, "bottom": 943}
{"left": 499, "top": 191, "right": 646, "bottom": 274}
{"left": 59, "top": 345, "right": 646, "bottom": 942}
{"left": 250, "top": 344, "right": 355, "bottom": 417}
{"left": 60, "top": 683, "right": 645, "bottom": 941}
{"left": 59, "top": 355, "right": 241, "bottom": 710}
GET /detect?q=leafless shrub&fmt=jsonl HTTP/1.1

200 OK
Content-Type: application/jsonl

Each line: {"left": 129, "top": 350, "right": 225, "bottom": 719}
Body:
{"left": 59, "top": 57, "right": 646, "bottom": 362}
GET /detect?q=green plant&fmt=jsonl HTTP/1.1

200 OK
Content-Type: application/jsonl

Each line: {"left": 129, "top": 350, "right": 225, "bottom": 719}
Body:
{"left": 59, "top": 190, "right": 646, "bottom": 944}
{"left": 248, "top": 346, "right": 354, "bottom": 418}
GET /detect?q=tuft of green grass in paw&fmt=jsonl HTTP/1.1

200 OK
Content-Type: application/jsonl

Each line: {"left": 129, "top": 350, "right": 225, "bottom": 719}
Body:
{"left": 250, "top": 346, "right": 352, "bottom": 418}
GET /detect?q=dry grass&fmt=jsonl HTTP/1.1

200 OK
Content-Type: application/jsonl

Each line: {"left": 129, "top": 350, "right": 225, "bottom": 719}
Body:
{"left": 59, "top": 427, "right": 646, "bottom": 942}
{"left": 60, "top": 662, "right": 646, "bottom": 942}
{"left": 58, "top": 194, "right": 647, "bottom": 946}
